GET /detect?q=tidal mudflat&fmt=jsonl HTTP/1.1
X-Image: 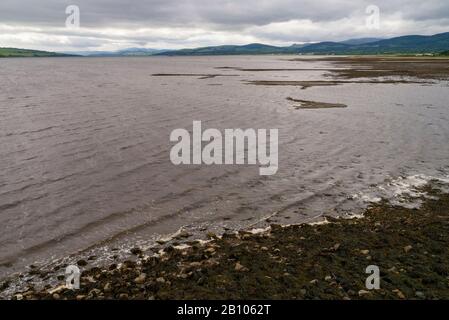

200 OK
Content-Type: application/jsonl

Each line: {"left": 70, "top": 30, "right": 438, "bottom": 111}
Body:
{"left": 1, "top": 55, "right": 449, "bottom": 298}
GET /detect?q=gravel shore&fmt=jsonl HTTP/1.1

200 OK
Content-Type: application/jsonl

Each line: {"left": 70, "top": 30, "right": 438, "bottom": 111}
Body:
{"left": 4, "top": 183, "right": 449, "bottom": 300}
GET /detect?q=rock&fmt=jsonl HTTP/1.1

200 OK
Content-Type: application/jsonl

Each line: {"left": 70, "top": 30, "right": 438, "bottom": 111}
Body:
{"left": 177, "top": 231, "right": 191, "bottom": 239}
{"left": 207, "top": 232, "right": 217, "bottom": 239}
{"left": 88, "top": 289, "right": 102, "bottom": 297}
{"left": 85, "top": 276, "right": 96, "bottom": 283}
{"left": 15, "top": 294, "right": 23, "bottom": 300}
{"left": 77, "top": 259, "right": 88, "bottom": 267}
{"left": 23, "top": 290, "right": 34, "bottom": 297}
{"left": 48, "top": 284, "right": 66, "bottom": 294}
{"left": 104, "top": 282, "right": 112, "bottom": 293}
{"left": 358, "top": 290, "right": 370, "bottom": 296}
{"left": 332, "top": 243, "right": 341, "bottom": 251}
{"left": 130, "top": 247, "right": 142, "bottom": 255}
{"left": 134, "top": 273, "right": 147, "bottom": 284}
{"left": 300, "top": 289, "right": 307, "bottom": 295}
{"left": 309, "top": 279, "right": 318, "bottom": 285}
{"left": 393, "top": 289, "right": 406, "bottom": 299}
{"left": 404, "top": 245, "right": 413, "bottom": 253}
{"left": 205, "top": 247, "right": 216, "bottom": 254}
{"left": 260, "top": 247, "right": 269, "bottom": 251}
{"left": 387, "top": 266, "right": 397, "bottom": 273}
{"left": 325, "top": 275, "right": 332, "bottom": 281}
{"left": 415, "top": 291, "right": 425, "bottom": 299}
{"left": 119, "top": 293, "right": 128, "bottom": 300}
{"left": 156, "top": 277, "right": 166, "bottom": 283}
{"left": 235, "top": 262, "right": 248, "bottom": 272}
{"left": 360, "top": 250, "right": 370, "bottom": 255}
{"left": 52, "top": 293, "right": 60, "bottom": 300}
{"left": 76, "top": 295, "right": 86, "bottom": 300}
{"left": 188, "top": 262, "right": 202, "bottom": 268}
{"left": 109, "top": 264, "right": 117, "bottom": 270}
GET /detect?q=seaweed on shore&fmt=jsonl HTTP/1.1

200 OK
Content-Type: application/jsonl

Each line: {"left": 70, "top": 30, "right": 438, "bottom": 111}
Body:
{"left": 290, "top": 56, "right": 449, "bottom": 81}
{"left": 286, "top": 97, "right": 347, "bottom": 109}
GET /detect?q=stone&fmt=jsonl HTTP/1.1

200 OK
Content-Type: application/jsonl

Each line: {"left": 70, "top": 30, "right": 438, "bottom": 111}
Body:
{"left": 104, "top": 283, "right": 112, "bottom": 292}
{"left": 332, "top": 243, "right": 341, "bottom": 251}
{"left": 207, "top": 232, "right": 217, "bottom": 239}
{"left": 77, "top": 259, "right": 88, "bottom": 267}
{"left": 404, "top": 245, "right": 413, "bottom": 253}
{"left": 235, "top": 262, "right": 248, "bottom": 272}
{"left": 358, "top": 290, "right": 370, "bottom": 296}
{"left": 134, "top": 273, "right": 147, "bottom": 284}
{"left": 415, "top": 291, "right": 425, "bottom": 299}
{"left": 130, "top": 247, "right": 142, "bottom": 255}
{"left": 393, "top": 289, "right": 406, "bottom": 299}
{"left": 205, "top": 247, "right": 216, "bottom": 254}
{"left": 119, "top": 293, "right": 128, "bottom": 300}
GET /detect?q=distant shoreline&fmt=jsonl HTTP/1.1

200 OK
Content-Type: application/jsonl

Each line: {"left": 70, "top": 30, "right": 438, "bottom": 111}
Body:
{"left": 3, "top": 31, "right": 449, "bottom": 58}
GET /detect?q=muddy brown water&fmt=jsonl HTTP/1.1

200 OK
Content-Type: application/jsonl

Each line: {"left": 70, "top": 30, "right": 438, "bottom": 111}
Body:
{"left": 1, "top": 55, "right": 449, "bottom": 280}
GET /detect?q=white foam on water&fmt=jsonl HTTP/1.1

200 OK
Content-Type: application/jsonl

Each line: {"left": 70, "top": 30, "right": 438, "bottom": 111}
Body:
{"left": 353, "top": 173, "right": 449, "bottom": 207}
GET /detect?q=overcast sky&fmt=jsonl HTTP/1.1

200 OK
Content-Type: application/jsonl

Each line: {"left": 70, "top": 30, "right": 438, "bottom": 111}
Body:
{"left": 1, "top": 0, "right": 448, "bottom": 52}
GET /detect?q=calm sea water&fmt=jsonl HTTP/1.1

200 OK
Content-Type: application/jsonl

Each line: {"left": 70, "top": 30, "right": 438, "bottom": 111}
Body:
{"left": 1, "top": 56, "right": 449, "bottom": 279}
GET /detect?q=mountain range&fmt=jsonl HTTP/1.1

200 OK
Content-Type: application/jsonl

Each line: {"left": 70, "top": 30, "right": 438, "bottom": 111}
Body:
{"left": 157, "top": 32, "right": 449, "bottom": 55}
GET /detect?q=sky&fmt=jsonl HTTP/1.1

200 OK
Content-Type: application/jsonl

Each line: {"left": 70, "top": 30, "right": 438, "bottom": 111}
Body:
{"left": 1, "top": 0, "right": 449, "bottom": 52}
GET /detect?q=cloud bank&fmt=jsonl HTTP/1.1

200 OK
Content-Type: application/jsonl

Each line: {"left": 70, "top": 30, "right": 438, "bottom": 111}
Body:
{"left": 1, "top": 0, "right": 448, "bottom": 51}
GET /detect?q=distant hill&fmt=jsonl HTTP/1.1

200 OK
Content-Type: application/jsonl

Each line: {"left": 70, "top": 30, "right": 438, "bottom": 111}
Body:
{"left": 66, "top": 48, "right": 172, "bottom": 57}
{"left": 85, "top": 48, "right": 169, "bottom": 57}
{"left": 294, "top": 32, "right": 449, "bottom": 54}
{"left": 159, "top": 43, "right": 298, "bottom": 56}
{"left": 0, "top": 48, "right": 74, "bottom": 57}
{"left": 339, "top": 38, "right": 384, "bottom": 45}
{"left": 157, "top": 32, "right": 449, "bottom": 56}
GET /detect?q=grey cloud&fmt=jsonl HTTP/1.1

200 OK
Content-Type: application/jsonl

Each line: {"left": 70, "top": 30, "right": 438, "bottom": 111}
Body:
{"left": 0, "top": 0, "right": 448, "bottom": 50}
